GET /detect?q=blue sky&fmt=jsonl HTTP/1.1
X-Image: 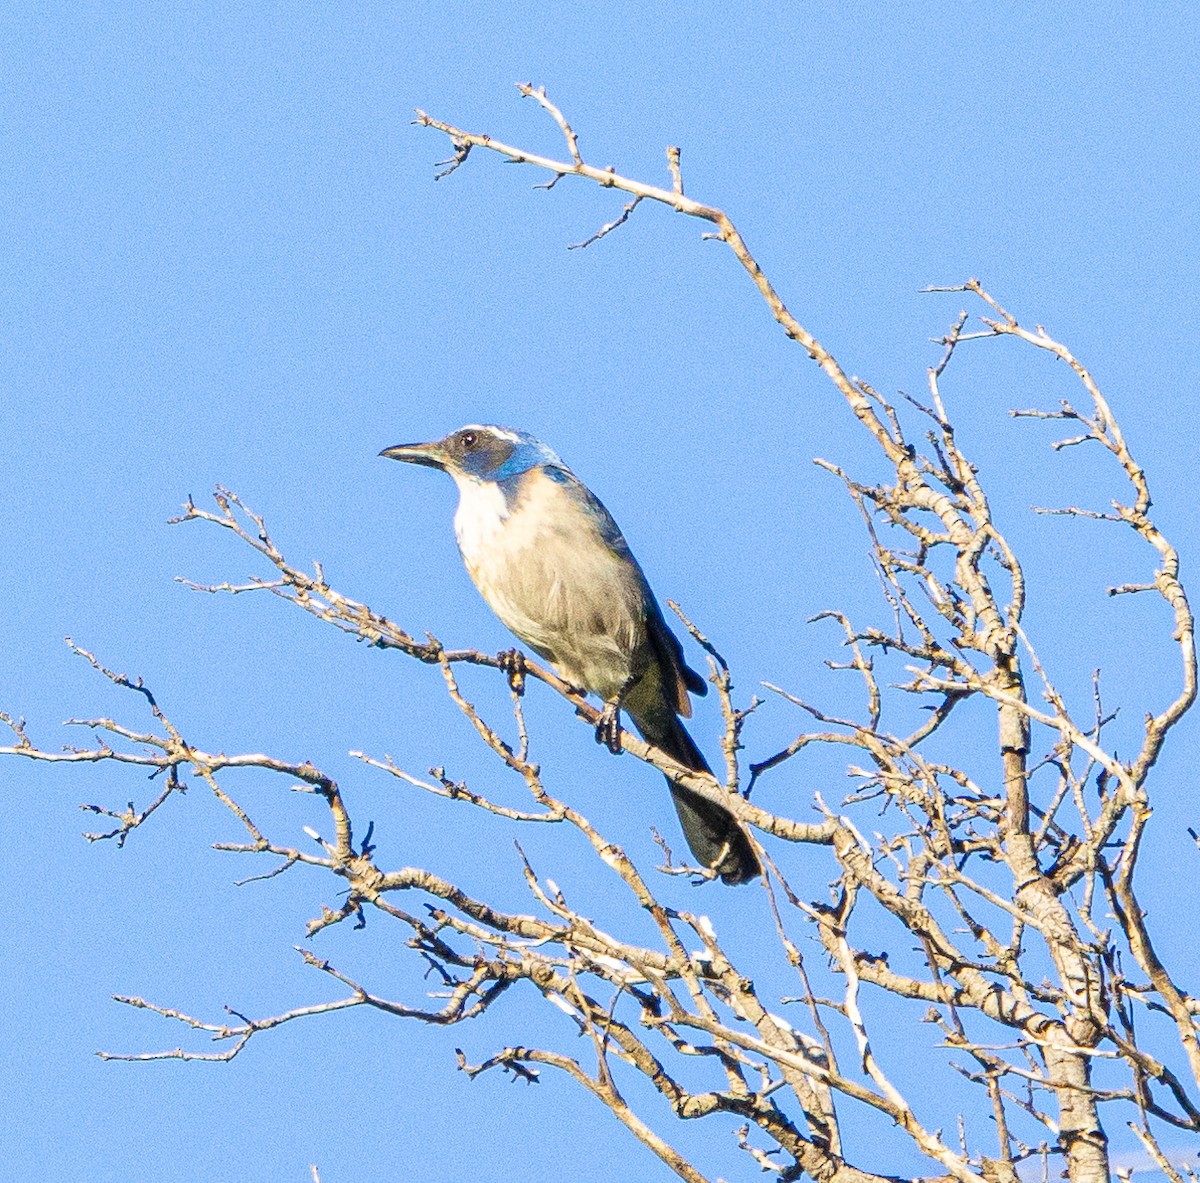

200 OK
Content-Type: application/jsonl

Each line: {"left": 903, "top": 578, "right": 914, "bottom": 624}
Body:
{"left": 3, "top": 3, "right": 1198, "bottom": 1180}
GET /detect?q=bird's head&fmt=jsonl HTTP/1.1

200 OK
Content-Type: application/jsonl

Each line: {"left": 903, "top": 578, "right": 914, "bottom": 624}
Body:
{"left": 380, "top": 425, "right": 563, "bottom": 484}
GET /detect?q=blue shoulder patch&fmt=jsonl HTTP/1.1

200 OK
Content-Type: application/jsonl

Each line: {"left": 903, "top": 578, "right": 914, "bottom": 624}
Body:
{"left": 497, "top": 463, "right": 576, "bottom": 513}
{"left": 551, "top": 471, "right": 631, "bottom": 556}
{"left": 540, "top": 465, "right": 573, "bottom": 486}
{"left": 489, "top": 444, "right": 550, "bottom": 484}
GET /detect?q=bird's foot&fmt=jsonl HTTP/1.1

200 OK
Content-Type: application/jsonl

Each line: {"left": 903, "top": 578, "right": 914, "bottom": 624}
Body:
{"left": 595, "top": 701, "right": 624, "bottom": 755}
{"left": 497, "top": 648, "right": 526, "bottom": 695}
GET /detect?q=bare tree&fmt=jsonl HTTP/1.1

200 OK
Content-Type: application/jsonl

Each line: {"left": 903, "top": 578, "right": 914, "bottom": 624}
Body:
{"left": 3, "top": 88, "right": 1196, "bottom": 1183}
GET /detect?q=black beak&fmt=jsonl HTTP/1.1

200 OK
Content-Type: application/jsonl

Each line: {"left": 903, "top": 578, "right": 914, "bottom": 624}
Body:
{"left": 379, "top": 441, "right": 447, "bottom": 470}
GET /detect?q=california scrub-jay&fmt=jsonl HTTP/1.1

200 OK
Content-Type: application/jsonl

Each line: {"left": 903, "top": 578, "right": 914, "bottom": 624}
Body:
{"left": 381, "top": 425, "right": 758, "bottom": 885}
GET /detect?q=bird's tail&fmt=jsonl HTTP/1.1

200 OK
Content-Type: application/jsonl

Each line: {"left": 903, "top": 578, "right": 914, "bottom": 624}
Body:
{"left": 634, "top": 710, "right": 759, "bottom": 886}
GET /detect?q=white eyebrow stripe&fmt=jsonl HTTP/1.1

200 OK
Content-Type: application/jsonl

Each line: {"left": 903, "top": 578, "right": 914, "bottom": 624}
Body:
{"left": 460, "top": 423, "right": 525, "bottom": 444}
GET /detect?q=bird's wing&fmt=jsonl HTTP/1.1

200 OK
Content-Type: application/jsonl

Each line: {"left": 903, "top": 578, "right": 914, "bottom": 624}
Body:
{"left": 548, "top": 468, "right": 708, "bottom": 716}
{"left": 644, "top": 597, "right": 707, "bottom": 717}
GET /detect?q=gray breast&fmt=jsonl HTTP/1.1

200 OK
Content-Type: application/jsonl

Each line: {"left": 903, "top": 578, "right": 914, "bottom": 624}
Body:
{"left": 458, "top": 470, "right": 652, "bottom": 697}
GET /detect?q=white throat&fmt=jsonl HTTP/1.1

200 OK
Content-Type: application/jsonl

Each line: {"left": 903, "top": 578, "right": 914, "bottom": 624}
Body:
{"left": 451, "top": 473, "right": 510, "bottom": 563}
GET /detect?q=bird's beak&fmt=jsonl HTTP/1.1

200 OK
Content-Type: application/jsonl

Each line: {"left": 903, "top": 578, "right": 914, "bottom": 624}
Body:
{"left": 379, "top": 441, "right": 447, "bottom": 470}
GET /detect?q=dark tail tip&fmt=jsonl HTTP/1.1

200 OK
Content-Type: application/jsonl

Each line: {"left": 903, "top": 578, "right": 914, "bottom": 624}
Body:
{"left": 717, "top": 834, "right": 761, "bottom": 885}
{"left": 667, "top": 782, "right": 760, "bottom": 885}
{"left": 634, "top": 709, "right": 760, "bottom": 885}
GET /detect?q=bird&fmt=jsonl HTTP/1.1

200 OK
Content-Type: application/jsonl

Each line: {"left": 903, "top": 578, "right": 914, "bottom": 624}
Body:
{"left": 380, "top": 424, "right": 758, "bottom": 885}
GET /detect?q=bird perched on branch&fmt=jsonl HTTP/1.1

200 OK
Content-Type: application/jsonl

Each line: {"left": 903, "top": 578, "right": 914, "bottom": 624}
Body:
{"left": 381, "top": 424, "right": 758, "bottom": 885}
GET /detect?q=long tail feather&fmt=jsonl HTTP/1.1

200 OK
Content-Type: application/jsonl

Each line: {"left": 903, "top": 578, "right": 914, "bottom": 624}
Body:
{"left": 632, "top": 709, "right": 759, "bottom": 886}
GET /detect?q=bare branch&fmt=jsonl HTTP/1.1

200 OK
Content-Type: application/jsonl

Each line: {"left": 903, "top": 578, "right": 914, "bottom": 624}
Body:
{"left": 2, "top": 88, "right": 1192, "bottom": 1183}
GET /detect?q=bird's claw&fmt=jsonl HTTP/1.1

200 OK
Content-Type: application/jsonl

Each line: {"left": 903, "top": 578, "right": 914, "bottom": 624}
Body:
{"left": 595, "top": 702, "right": 624, "bottom": 755}
{"left": 498, "top": 648, "right": 526, "bottom": 695}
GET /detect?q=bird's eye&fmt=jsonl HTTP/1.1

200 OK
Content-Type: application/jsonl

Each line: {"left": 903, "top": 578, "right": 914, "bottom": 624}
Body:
{"left": 460, "top": 431, "right": 477, "bottom": 449}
